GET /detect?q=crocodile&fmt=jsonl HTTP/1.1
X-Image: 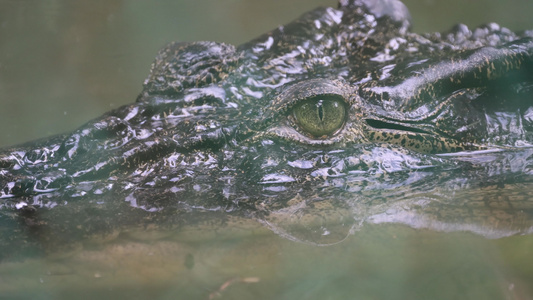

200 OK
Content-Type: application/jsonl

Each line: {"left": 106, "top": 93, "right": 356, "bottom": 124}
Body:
{"left": 1, "top": 0, "right": 533, "bottom": 259}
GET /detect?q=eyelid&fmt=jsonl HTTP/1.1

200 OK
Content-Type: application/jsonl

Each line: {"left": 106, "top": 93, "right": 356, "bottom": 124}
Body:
{"left": 261, "top": 79, "right": 354, "bottom": 122}
{"left": 263, "top": 125, "right": 348, "bottom": 145}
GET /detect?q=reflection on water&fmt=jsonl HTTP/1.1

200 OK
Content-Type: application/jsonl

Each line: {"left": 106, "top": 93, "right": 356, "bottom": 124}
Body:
{"left": 1, "top": 156, "right": 533, "bottom": 299}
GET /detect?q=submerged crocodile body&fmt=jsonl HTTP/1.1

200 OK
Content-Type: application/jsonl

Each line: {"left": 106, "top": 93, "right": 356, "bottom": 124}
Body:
{"left": 1, "top": 0, "right": 533, "bottom": 259}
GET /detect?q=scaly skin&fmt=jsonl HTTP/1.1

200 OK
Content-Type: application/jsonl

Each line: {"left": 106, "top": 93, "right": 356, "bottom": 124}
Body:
{"left": 0, "top": 0, "right": 533, "bottom": 260}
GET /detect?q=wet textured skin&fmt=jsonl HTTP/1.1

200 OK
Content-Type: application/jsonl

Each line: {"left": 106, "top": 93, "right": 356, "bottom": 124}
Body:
{"left": 1, "top": 0, "right": 533, "bottom": 259}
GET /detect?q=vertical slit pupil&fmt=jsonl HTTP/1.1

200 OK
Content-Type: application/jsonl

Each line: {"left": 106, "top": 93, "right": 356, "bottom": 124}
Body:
{"left": 317, "top": 100, "right": 324, "bottom": 121}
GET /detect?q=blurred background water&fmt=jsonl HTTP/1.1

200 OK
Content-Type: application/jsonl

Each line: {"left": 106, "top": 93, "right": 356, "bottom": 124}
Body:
{"left": 1, "top": 0, "right": 533, "bottom": 148}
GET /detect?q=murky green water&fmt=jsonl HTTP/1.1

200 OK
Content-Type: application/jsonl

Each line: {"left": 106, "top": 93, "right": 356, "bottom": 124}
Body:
{"left": 1, "top": 221, "right": 532, "bottom": 300}
{"left": 1, "top": 0, "right": 533, "bottom": 299}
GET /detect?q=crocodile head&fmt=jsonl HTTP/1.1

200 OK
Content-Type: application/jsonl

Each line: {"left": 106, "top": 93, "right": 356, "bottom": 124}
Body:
{"left": 1, "top": 0, "right": 533, "bottom": 258}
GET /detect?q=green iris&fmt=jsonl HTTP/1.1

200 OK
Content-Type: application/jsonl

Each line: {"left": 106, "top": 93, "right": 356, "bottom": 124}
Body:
{"left": 292, "top": 95, "right": 346, "bottom": 138}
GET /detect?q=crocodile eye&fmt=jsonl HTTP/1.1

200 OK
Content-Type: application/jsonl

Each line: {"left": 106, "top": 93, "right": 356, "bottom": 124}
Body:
{"left": 292, "top": 95, "right": 346, "bottom": 138}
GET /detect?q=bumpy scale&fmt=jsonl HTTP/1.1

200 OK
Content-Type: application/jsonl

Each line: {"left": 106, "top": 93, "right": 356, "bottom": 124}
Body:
{"left": 1, "top": 0, "right": 533, "bottom": 258}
